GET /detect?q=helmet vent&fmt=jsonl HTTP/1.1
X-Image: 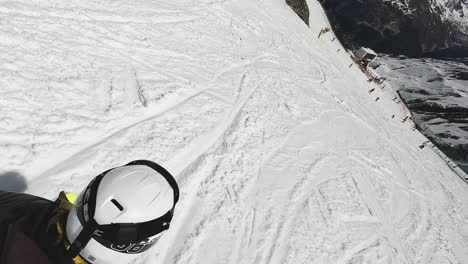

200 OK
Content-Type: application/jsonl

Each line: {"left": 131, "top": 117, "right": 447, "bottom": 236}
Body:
{"left": 87, "top": 255, "right": 96, "bottom": 262}
{"left": 111, "top": 199, "right": 124, "bottom": 211}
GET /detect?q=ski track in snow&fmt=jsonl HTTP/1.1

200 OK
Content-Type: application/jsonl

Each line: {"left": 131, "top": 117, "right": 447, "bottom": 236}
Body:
{"left": 1, "top": 0, "right": 468, "bottom": 263}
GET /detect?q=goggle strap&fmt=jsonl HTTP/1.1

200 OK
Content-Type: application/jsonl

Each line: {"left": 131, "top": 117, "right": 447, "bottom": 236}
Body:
{"left": 132, "top": 208, "right": 173, "bottom": 241}
{"left": 70, "top": 172, "right": 105, "bottom": 258}
{"left": 96, "top": 208, "right": 174, "bottom": 244}
{"left": 69, "top": 219, "right": 98, "bottom": 257}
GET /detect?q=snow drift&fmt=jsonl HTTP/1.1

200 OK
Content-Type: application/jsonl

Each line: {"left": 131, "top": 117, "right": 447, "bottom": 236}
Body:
{"left": 1, "top": 0, "right": 468, "bottom": 263}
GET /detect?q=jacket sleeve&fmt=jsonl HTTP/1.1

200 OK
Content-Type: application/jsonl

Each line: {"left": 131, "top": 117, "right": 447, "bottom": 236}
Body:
{"left": 0, "top": 191, "right": 57, "bottom": 262}
{"left": 0, "top": 191, "right": 54, "bottom": 222}
{"left": 1, "top": 222, "right": 54, "bottom": 264}
{"left": 0, "top": 191, "right": 55, "bottom": 238}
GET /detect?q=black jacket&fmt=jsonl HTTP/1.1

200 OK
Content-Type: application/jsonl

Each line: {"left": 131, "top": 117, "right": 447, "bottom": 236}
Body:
{"left": 0, "top": 191, "right": 74, "bottom": 264}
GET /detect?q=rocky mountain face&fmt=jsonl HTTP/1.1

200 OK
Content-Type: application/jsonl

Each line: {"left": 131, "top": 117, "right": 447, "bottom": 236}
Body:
{"left": 319, "top": 0, "right": 468, "bottom": 57}
{"left": 372, "top": 56, "right": 468, "bottom": 171}
{"left": 286, "top": 0, "right": 310, "bottom": 26}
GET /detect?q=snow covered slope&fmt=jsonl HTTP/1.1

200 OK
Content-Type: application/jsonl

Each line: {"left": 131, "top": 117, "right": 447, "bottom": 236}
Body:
{"left": 1, "top": 0, "right": 468, "bottom": 263}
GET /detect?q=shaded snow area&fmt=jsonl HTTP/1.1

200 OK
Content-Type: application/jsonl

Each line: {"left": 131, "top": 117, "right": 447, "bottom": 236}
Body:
{"left": 1, "top": 0, "right": 468, "bottom": 263}
{"left": 372, "top": 55, "right": 468, "bottom": 171}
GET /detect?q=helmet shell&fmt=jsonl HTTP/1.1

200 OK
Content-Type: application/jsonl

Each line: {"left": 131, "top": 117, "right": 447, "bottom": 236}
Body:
{"left": 66, "top": 164, "right": 175, "bottom": 264}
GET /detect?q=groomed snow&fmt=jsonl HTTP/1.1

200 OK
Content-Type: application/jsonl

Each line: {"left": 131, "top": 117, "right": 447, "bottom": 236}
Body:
{"left": 1, "top": 0, "right": 468, "bottom": 263}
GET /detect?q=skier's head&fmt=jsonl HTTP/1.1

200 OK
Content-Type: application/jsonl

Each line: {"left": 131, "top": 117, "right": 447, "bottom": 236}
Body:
{"left": 65, "top": 160, "right": 179, "bottom": 264}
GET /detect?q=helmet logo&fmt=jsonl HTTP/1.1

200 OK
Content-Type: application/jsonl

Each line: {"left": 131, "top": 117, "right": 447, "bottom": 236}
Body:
{"left": 93, "top": 230, "right": 104, "bottom": 237}
{"left": 97, "top": 235, "right": 161, "bottom": 254}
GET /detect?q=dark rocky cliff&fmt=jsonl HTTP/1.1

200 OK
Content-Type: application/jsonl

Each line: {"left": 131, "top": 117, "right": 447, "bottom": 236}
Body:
{"left": 320, "top": 0, "right": 468, "bottom": 57}
{"left": 286, "top": 0, "right": 310, "bottom": 26}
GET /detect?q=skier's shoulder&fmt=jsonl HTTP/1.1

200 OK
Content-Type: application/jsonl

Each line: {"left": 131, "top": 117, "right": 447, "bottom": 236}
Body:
{"left": 0, "top": 191, "right": 55, "bottom": 222}
{"left": 0, "top": 191, "right": 72, "bottom": 264}
{"left": 1, "top": 223, "right": 59, "bottom": 264}
{"left": 1, "top": 226, "right": 74, "bottom": 264}
{"left": 0, "top": 190, "right": 54, "bottom": 205}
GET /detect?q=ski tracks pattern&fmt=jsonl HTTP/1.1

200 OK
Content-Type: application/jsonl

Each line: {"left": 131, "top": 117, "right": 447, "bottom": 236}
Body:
{"left": 4, "top": 0, "right": 468, "bottom": 263}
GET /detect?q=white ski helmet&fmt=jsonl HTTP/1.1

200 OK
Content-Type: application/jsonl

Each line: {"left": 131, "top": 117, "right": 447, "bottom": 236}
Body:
{"left": 66, "top": 160, "right": 179, "bottom": 264}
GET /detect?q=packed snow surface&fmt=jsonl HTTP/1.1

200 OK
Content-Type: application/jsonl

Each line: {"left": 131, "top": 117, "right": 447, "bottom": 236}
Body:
{"left": 1, "top": 0, "right": 468, "bottom": 263}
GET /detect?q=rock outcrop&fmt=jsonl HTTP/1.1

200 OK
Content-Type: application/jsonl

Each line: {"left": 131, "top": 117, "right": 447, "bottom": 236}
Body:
{"left": 286, "top": 0, "right": 310, "bottom": 26}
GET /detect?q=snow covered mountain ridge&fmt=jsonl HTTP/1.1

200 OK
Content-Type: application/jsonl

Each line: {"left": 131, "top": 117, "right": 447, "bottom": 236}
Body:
{"left": 372, "top": 55, "right": 468, "bottom": 173}
{"left": 1, "top": 0, "right": 468, "bottom": 263}
{"left": 320, "top": 0, "right": 468, "bottom": 56}
{"left": 383, "top": 0, "right": 468, "bottom": 19}
{"left": 396, "top": 0, "right": 468, "bottom": 31}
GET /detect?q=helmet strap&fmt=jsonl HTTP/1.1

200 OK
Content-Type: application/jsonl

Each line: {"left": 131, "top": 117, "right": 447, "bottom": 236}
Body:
{"left": 69, "top": 218, "right": 98, "bottom": 257}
